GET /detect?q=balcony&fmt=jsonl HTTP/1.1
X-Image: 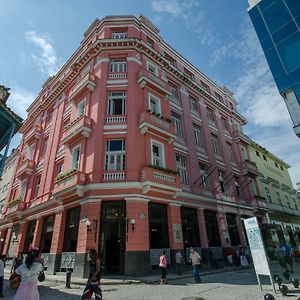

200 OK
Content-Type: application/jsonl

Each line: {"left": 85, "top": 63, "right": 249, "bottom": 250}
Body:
{"left": 232, "top": 130, "right": 250, "bottom": 144}
{"left": 24, "top": 125, "right": 43, "bottom": 144}
{"left": 138, "top": 70, "right": 171, "bottom": 97}
{"left": 140, "top": 166, "right": 182, "bottom": 196}
{"left": 108, "top": 73, "right": 127, "bottom": 80}
{"left": 52, "top": 170, "right": 86, "bottom": 201}
{"left": 105, "top": 115, "right": 127, "bottom": 124}
{"left": 103, "top": 171, "right": 126, "bottom": 181}
{"left": 68, "top": 72, "right": 96, "bottom": 103}
{"left": 138, "top": 111, "right": 176, "bottom": 140}
{"left": 269, "top": 202, "right": 300, "bottom": 217}
{"left": 16, "top": 159, "right": 35, "bottom": 179}
{"left": 5, "top": 200, "right": 26, "bottom": 218}
{"left": 241, "top": 159, "right": 260, "bottom": 177}
{"left": 61, "top": 115, "right": 92, "bottom": 147}
{"left": 252, "top": 195, "right": 269, "bottom": 212}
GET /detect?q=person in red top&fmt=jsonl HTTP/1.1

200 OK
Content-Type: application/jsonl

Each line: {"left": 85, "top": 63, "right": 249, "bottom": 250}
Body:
{"left": 159, "top": 250, "right": 167, "bottom": 285}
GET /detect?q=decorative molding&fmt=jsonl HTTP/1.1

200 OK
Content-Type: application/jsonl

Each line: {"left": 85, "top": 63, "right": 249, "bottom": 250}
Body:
{"left": 127, "top": 56, "right": 142, "bottom": 65}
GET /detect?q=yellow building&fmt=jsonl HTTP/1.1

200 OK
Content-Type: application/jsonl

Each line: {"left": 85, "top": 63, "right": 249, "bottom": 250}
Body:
{"left": 249, "top": 141, "right": 300, "bottom": 248}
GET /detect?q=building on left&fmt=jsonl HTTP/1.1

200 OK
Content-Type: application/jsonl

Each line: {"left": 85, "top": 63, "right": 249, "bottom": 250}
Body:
{"left": 0, "top": 85, "right": 23, "bottom": 178}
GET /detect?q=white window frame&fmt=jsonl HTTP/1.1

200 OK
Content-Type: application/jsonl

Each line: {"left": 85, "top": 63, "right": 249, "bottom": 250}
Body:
{"left": 218, "top": 170, "right": 227, "bottom": 194}
{"left": 147, "top": 61, "right": 158, "bottom": 76}
{"left": 150, "top": 139, "right": 165, "bottom": 168}
{"left": 199, "top": 163, "right": 210, "bottom": 190}
{"left": 171, "top": 112, "right": 183, "bottom": 137}
{"left": 110, "top": 59, "right": 127, "bottom": 73}
{"left": 28, "top": 143, "right": 35, "bottom": 160}
{"left": 34, "top": 175, "right": 41, "bottom": 198}
{"left": 71, "top": 145, "right": 81, "bottom": 170}
{"left": 105, "top": 140, "right": 126, "bottom": 171}
{"left": 211, "top": 135, "right": 221, "bottom": 155}
{"left": 20, "top": 179, "right": 27, "bottom": 198}
{"left": 112, "top": 31, "right": 127, "bottom": 39}
{"left": 189, "top": 96, "right": 197, "bottom": 112}
{"left": 108, "top": 92, "right": 126, "bottom": 115}
{"left": 148, "top": 93, "right": 161, "bottom": 115}
{"left": 77, "top": 99, "right": 86, "bottom": 117}
{"left": 249, "top": 179, "right": 257, "bottom": 197}
{"left": 221, "top": 117, "right": 228, "bottom": 130}
{"left": 193, "top": 124, "right": 204, "bottom": 147}
{"left": 227, "top": 143, "right": 234, "bottom": 161}
{"left": 176, "top": 155, "right": 188, "bottom": 184}
{"left": 241, "top": 147, "right": 248, "bottom": 160}
{"left": 206, "top": 108, "right": 214, "bottom": 122}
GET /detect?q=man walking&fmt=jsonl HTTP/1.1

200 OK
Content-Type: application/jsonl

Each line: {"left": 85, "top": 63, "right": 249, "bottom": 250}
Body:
{"left": 175, "top": 250, "right": 184, "bottom": 276}
{"left": 189, "top": 247, "right": 202, "bottom": 283}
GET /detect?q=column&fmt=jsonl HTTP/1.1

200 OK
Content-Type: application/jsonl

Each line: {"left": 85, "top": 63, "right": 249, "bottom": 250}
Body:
{"left": 216, "top": 210, "right": 230, "bottom": 247}
{"left": 48, "top": 207, "right": 65, "bottom": 274}
{"left": 32, "top": 217, "right": 44, "bottom": 249}
{"left": 74, "top": 200, "right": 101, "bottom": 277}
{"left": 236, "top": 215, "right": 247, "bottom": 247}
{"left": 2, "top": 228, "right": 12, "bottom": 255}
{"left": 125, "top": 198, "right": 150, "bottom": 275}
{"left": 14, "top": 221, "right": 28, "bottom": 256}
{"left": 197, "top": 208, "right": 209, "bottom": 248}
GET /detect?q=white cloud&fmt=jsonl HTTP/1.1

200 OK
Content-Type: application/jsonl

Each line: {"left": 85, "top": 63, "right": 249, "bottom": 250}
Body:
{"left": 151, "top": 0, "right": 214, "bottom": 45}
{"left": 6, "top": 86, "right": 35, "bottom": 119}
{"left": 25, "top": 31, "right": 59, "bottom": 76}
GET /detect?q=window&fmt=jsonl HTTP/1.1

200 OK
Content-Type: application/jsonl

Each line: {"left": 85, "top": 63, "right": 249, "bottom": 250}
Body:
{"left": 193, "top": 124, "right": 204, "bottom": 147}
{"left": 189, "top": 96, "right": 197, "bottom": 112}
{"left": 20, "top": 179, "right": 27, "bottom": 198}
{"left": 256, "top": 151, "right": 261, "bottom": 157}
{"left": 234, "top": 177, "right": 241, "bottom": 197}
{"left": 105, "top": 140, "right": 126, "bottom": 171}
{"left": 40, "top": 215, "right": 55, "bottom": 253}
{"left": 148, "top": 94, "right": 161, "bottom": 115}
{"left": 171, "top": 112, "right": 183, "bottom": 137}
{"left": 151, "top": 140, "right": 165, "bottom": 167}
{"left": 263, "top": 155, "right": 267, "bottom": 161}
{"left": 110, "top": 59, "right": 127, "bottom": 73}
{"left": 34, "top": 175, "right": 41, "bottom": 198}
{"left": 77, "top": 99, "right": 86, "bottom": 117}
{"left": 28, "top": 144, "right": 35, "bottom": 160}
{"left": 249, "top": 179, "right": 257, "bottom": 197}
{"left": 112, "top": 31, "right": 127, "bottom": 39}
{"left": 71, "top": 145, "right": 80, "bottom": 169}
{"left": 199, "top": 163, "right": 210, "bottom": 190}
{"left": 275, "top": 162, "right": 279, "bottom": 168}
{"left": 200, "top": 81, "right": 210, "bottom": 92}
{"left": 42, "top": 138, "right": 48, "bottom": 157}
{"left": 241, "top": 147, "right": 248, "bottom": 160}
{"left": 165, "top": 52, "right": 176, "bottom": 66}
{"left": 206, "top": 107, "right": 214, "bottom": 122}
{"left": 63, "top": 207, "right": 81, "bottom": 252}
{"left": 146, "top": 38, "right": 154, "bottom": 47}
{"left": 47, "top": 111, "right": 53, "bottom": 123}
{"left": 147, "top": 61, "right": 158, "bottom": 76}
{"left": 221, "top": 117, "right": 228, "bottom": 130}
{"left": 57, "top": 162, "right": 64, "bottom": 175}
{"left": 211, "top": 134, "right": 221, "bottom": 155}
{"left": 218, "top": 170, "right": 226, "bottom": 193}
{"left": 215, "top": 93, "right": 223, "bottom": 102}
{"left": 176, "top": 155, "right": 188, "bottom": 184}
{"left": 183, "top": 68, "right": 193, "bottom": 80}
{"left": 226, "top": 142, "right": 234, "bottom": 161}
{"left": 170, "top": 84, "right": 178, "bottom": 99}
{"left": 23, "top": 221, "right": 36, "bottom": 254}
{"left": 108, "top": 92, "right": 126, "bottom": 115}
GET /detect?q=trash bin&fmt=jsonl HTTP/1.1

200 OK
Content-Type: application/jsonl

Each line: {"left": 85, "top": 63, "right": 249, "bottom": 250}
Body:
{"left": 66, "top": 270, "right": 72, "bottom": 288}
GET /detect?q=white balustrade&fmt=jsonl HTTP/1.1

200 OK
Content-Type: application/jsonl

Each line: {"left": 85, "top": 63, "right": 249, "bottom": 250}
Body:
{"left": 103, "top": 172, "right": 126, "bottom": 181}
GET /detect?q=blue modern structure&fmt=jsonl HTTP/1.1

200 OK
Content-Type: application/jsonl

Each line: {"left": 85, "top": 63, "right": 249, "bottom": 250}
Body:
{"left": 0, "top": 85, "right": 22, "bottom": 178}
{"left": 248, "top": 0, "right": 300, "bottom": 138}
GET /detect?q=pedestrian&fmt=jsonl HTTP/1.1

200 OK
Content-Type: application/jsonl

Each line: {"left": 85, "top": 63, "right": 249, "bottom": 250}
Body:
{"left": 11, "top": 252, "right": 23, "bottom": 273}
{"left": 0, "top": 255, "right": 6, "bottom": 298}
{"left": 82, "top": 249, "right": 102, "bottom": 300}
{"left": 159, "top": 250, "right": 167, "bottom": 285}
{"left": 189, "top": 247, "right": 202, "bottom": 283}
{"left": 226, "top": 247, "right": 234, "bottom": 266}
{"left": 10, "top": 248, "right": 43, "bottom": 300}
{"left": 281, "top": 243, "right": 294, "bottom": 273}
{"left": 175, "top": 250, "right": 184, "bottom": 276}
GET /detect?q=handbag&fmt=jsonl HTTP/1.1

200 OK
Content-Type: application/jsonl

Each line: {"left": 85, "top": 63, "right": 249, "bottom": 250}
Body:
{"left": 9, "top": 273, "right": 21, "bottom": 289}
{"left": 38, "top": 270, "right": 45, "bottom": 282}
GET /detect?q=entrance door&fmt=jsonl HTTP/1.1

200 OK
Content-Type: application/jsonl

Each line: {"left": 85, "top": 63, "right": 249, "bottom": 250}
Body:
{"left": 99, "top": 201, "right": 126, "bottom": 274}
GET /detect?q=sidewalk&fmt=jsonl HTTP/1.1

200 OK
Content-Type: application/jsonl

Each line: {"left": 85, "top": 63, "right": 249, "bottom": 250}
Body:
{"left": 5, "top": 265, "right": 252, "bottom": 286}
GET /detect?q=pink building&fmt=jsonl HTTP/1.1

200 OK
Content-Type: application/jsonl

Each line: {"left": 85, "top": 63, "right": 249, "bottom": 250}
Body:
{"left": 0, "top": 15, "right": 267, "bottom": 276}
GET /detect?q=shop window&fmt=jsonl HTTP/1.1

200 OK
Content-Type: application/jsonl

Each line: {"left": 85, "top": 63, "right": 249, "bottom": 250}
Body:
{"left": 204, "top": 210, "right": 221, "bottom": 247}
{"left": 181, "top": 207, "right": 201, "bottom": 247}
{"left": 40, "top": 215, "right": 55, "bottom": 254}
{"left": 63, "top": 206, "right": 81, "bottom": 252}
{"left": 23, "top": 220, "right": 36, "bottom": 254}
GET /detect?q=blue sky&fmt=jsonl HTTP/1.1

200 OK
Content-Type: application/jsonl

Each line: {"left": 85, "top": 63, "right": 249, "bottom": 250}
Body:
{"left": 1, "top": 0, "right": 299, "bottom": 186}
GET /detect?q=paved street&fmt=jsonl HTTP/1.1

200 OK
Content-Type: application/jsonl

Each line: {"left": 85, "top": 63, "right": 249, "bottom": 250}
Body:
{"left": 2, "top": 268, "right": 298, "bottom": 300}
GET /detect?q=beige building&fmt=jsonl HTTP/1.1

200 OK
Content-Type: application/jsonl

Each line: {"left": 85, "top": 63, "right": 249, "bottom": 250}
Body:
{"left": 249, "top": 141, "right": 300, "bottom": 247}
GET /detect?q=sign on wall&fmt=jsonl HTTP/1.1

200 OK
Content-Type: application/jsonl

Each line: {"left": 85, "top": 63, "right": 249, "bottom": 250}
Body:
{"left": 173, "top": 224, "right": 183, "bottom": 243}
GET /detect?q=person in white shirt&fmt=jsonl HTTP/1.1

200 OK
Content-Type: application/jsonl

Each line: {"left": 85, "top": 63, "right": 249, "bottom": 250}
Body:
{"left": 175, "top": 250, "right": 184, "bottom": 276}
{"left": 189, "top": 247, "right": 202, "bottom": 283}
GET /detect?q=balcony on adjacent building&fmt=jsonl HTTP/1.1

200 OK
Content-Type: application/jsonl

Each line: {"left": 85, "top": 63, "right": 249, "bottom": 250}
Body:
{"left": 138, "top": 111, "right": 176, "bottom": 140}
{"left": 140, "top": 166, "right": 182, "bottom": 196}
{"left": 61, "top": 115, "right": 92, "bottom": 147}
{"left": 269, "top": 202, "right": 300, "bottom": 217}
{"left": 24, "top": 125, "right": 43, "bottom": 144}
{"left": 241, "top": 159, "right": 260, "bottom": 177}
{"left": 52, "top": 170, "right": 86, "bottom": 201}
{"left": 232, "top": 130, "right": 250, "bottom": 144}
{"left": 138, "top": 70, "right": 171, "bottom": 97}
{"left": 68, "top": 72, "right": 96, "bottom": 103}
{"left": 16, "top": 159, "right": 35, "bottom": 179}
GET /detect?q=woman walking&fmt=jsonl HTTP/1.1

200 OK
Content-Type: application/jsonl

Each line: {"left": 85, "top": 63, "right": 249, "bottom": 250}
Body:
{"left": 10, "top": 248, "right": 43, "bottom": 300}
{"left": 11, "top": 252, "right": 23, "bottom": 273}
{"left": 159, "top": 250, "right": 167, "bottom": 285}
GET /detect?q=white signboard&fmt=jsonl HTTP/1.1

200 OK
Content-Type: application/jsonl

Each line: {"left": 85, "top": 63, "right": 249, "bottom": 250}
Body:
{"left": 243, "top": 217, "right": 270, "bottom": 276}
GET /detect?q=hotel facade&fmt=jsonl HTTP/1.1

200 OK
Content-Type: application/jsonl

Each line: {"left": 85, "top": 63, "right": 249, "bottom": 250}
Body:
{"left": 0, "top": 16, "right": 267, "bottom": 276}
